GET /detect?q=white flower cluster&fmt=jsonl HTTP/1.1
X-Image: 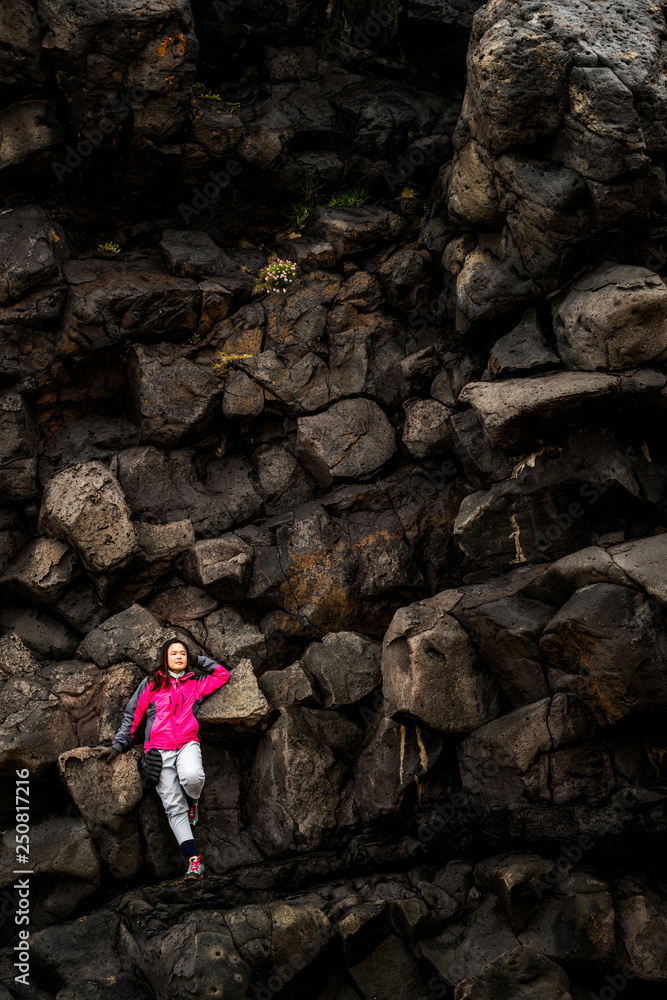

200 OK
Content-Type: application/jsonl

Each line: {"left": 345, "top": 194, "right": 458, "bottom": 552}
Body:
{"left": 262, "top": 258, "right": 299, "bottom": 293}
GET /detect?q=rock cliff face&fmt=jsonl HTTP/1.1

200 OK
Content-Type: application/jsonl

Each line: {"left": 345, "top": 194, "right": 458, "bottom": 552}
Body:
{"left": 1, "top": 1, "right": 667, "bottom": 998}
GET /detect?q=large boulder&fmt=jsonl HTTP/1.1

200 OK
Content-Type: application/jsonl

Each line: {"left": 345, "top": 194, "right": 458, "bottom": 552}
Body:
{"left": 0, "top": 603, "right": 80, "bottom": 660}
{"left": 197, "top": 658, "right": 270, "bottom": 732}
{"left": 606, "top": 532, "right": 667, "bottom": 608}
{"left": 159, "top": 229, "right": 239, "bottom": 279}
{"left": 199, "top": 606, "right": 267, "bottom": 669}
{"left": 0, "top": 536, "right": 78, "bottom": 603}
{"left": 0, "top": 2, "right": 47, "bottom": 101}
{"left": 0, "top": 632, "right": 40, "bottom": 678}
{"left": 0, "top": 674, "right": 76, "bottom": 778}
{"left": 455, "top": 945, "right": 573, "bottom": 1000}
{"left": 0, "top": 205, "right": 72, "bottom": 391}
{"left": 134, "top": 518, "right": 195, "bottom": 580}
{"left": 382, "top": 598, "right": 502, "bottom": 733}
{"left": 487, "top": 308, "right": 560, "bottom": 378}
{"left": 456, "top": 594, "right": 552, "bottom": 707}
{"left": 341, "top": 713, "right": 443, "bottom": 826}
{"left": 57, "top": 258, "right": 200, "bottom": 356}
{"left": 76, "top": 604, "right": 201, "bottom": 670}
{"left": 0, "top": 814, "right": 100, "bottom": 928}
{"left": 459, "top": 370, "right": 666, "bottom": 450}
{"left": 180, "top": 534, "right": 254, "bottom": 601}
{"left": 518, "top": 871, "right": 615, "bottom": 965}
{"left": 459, "top": 694, "right": 614, "bottom": 812}
{"left": 0, "top": 814, "right": 100, "bottom": 890}
{"left": 57, "top": 747, "right": 144, "bottom": 881}
{"left": 452, "top": 426, "right": 643, "bottom": 572}
{"left": 443, "top": 0, "right": 667, "bottom": 323}
{"left": 349, "top": 933, "right": 430, "bottom": 1000}
{"left": 139, "top": 911, "right": 251, "bottom": 1000}
{"left": 539, "top": 583, "right": 667, "bottom": 724}
{"left": 41, "top": 659, "right": 140, "bottom": 748}
{"left": 0, "top": 203, "right": 70, "bottom": 304}
{"left": 300, "top": 631, "right": 382, "bottom": 708}
{"left": 553, "top": 264, "right": 667, "bottom": 370}
{"left": 253, "top": 440, "right": 315, "bottom": 515}
{"left": 304, "top": 205, "right": 406, "bottom": 258}
{"left": 295, "top": 398, "right": 396, "bottom": 488}
{"left": 258, "top": 662, "right": 318, "bottom": 711}
{"left": 328, "top": 312, "right": 406, "bottom": 409}
{"left": 29, "top": 909, "right": 125, "bottom": 991}
{"left": 0, "top": 98, "right": 63, "bottom": 173}
{"left": 124, "top": 343, "right": 223, "bottom": 447}
{"left": 246, "top": 706, "right": 346, "bottom": 855}
{"left": 417, "top": 894, "right": 518, "bottom": 988}
{"left": 115, "top": 446, "right": 263, "bottom": 537}
{"left": 401, "top": 399, "right": 454, "bottom": 458}
{"left": 616, "top": 876, "right": 667, "bottom": 981}
{"left": 37, "top": 461, "right": 139, "bottom": 591}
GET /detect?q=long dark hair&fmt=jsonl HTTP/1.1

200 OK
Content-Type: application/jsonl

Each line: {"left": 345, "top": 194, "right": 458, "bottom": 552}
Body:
{"left": 151, "top": 637, "right": 196, "bottom": 691}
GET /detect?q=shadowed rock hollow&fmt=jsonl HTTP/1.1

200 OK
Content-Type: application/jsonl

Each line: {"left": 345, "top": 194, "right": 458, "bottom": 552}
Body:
{"left": 1, "top": 1, "right": 667, "bottom": 998}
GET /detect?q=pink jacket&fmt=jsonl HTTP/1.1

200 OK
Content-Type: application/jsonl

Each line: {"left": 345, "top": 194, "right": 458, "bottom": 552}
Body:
{"left": 111, "top": 655, "right": 230, "bottom": 753}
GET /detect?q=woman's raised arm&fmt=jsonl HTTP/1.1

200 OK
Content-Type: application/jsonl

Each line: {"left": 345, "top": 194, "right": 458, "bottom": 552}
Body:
{"left": 193, "top": 655, "right": 230, "bottom": 698}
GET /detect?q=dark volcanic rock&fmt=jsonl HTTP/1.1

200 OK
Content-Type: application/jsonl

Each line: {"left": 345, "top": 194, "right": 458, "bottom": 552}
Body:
{"left": 459, "top": 370, "right": 666, "bottom": 451}
{"left": 304, "top": 206, "right": 407, "bottom": 258}
{"left": 295, "top": 398, "right": 396, "bottom": 488}
{"left": 382, "top": 596, "right": 502, "bottom": 733}
{"left": 125, "top": 342, "right": 223, "bottom": 447}
{"left": 58, "top": 258, "right": 200, "bottom": 356}
{"left": 539, "top": 583, "right": 667, "bottom": 725}
{"left": 3, "top": 2, "right": 667, "bottom": 995}
{"left": 552, "top": 263, "right": 667, "bottom": 370}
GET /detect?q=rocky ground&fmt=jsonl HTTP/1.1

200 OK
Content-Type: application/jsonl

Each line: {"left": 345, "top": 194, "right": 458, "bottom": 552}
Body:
{"left": 1, "top": 0, "right": 667, "bottom": 998}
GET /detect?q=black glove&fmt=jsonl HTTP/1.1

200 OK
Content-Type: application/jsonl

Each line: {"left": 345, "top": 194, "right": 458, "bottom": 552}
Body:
{"left": 98, "top": 746, "right": 120, "bottom": 761}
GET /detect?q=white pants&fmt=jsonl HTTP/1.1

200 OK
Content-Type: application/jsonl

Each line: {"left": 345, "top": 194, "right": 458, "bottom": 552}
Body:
{"left": 155, "top": 741, "right": 205, "bottom": 846}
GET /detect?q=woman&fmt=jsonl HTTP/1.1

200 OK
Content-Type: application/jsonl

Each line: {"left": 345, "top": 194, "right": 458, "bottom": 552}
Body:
{"left": 99, "top": 638, "right": 230, "bottom": 879}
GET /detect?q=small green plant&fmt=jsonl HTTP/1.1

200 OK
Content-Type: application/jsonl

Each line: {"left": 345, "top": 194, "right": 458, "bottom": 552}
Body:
{"left": 253, "top": 257, "right": 299, "bottom": 295}
{"left": 212, "top": 352, "right": 254, "bottom": 376}
{"left": 300, "top": 177, "right": 322, "bottom": 203}
{"left": 327, "top": 186, "right": 369, "bottom": 208}
{"left": 239, "top": 64, "right": 259, "bottom": 85}
{"left": 193, "top": 82, "right": 221, "bottom": 100}
{"left": 97, "top": 241, "right": 120, "bottom": 253}
{"left": 189, "top": 331, "right": 202, "bottom": 346}
{"left": 400, "top": 185, "right": 416, "bottom": 198}
{"left": 284, "top": 178, "right": 322, "bottom": 228}
{"left": 285, "top": 201, "right": 312, "bottom": 227}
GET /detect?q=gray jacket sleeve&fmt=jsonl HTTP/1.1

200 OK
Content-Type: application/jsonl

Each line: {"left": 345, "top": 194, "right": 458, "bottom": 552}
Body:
{"left": 111, "top": 676, "right": 151, "bottom": 752}
{"left": 196, "top": 654, "right": 223, "bottom": 674}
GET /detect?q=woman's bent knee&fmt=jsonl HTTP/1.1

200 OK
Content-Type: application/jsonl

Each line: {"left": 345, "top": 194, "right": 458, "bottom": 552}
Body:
{"left": 181, "top": 769, "right": 205, "bottom": 790}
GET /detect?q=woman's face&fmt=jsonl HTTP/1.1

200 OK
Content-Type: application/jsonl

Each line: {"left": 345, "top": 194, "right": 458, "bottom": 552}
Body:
{"left": 167, "top": 643, "right": 188, "bottom": 672}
